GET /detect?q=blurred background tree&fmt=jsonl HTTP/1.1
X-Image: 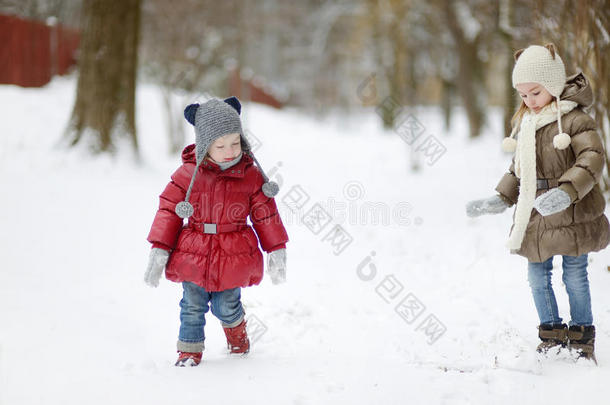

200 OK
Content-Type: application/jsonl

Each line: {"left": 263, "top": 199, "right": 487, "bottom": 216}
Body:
{"left": 66, "top": 0, "right": 141, "bottom": 154}
{"left": 2, "top": 0, "right": 608, "bottom": 181}
{"left": 0, "top": 0, "right": 81, "bottom": 25}
{"left": 531, "top": 0, "right": 610, "bottom": 188}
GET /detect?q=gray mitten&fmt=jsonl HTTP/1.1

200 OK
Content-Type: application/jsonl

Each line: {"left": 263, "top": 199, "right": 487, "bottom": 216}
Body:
{"left": 144, "top": 248, "right": 169, "bottom": 287}
{"left": 466, "top": 195, "right": 509, "bottom": 218}
{"left": 267, "top": 248, "right": 287, "bottom": 285}
{"left": 534, "top": 188, "right": 572, "bottom": 216}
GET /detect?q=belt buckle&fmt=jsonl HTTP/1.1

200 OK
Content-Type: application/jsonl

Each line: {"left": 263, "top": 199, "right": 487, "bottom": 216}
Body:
{"left": 537, "top": 179, "right": 549, "bottom": 189}
{"left": 203, "top": 223, "right": 217, "bottom": 234}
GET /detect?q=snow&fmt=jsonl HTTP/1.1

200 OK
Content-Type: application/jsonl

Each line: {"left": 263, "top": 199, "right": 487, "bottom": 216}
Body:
{"left": 2, "top": 76, "right": 610, "bottom": 404}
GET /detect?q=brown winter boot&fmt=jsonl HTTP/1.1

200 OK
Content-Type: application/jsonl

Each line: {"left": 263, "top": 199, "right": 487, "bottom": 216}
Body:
{"left": 536, "top": 323, "right": 568, "bottom": 354}
{"left": 223, "top": 319, "right": 250, "bottom": 354}
{"left": 568, "top": 325, "right": 596, "bottom": 362}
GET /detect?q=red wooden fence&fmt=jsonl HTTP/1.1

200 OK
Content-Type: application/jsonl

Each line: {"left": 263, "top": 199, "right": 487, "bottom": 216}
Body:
{"left": 228, "top": 68, "right": 284, "bottom": 109}
{"left": 0, "top": 14, "right": 79, "bottom": 87}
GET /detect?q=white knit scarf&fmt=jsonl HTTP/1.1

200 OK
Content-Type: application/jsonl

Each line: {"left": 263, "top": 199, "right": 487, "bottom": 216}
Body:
{"left": 507, "top": 99, "right": 578, "bottom": 250}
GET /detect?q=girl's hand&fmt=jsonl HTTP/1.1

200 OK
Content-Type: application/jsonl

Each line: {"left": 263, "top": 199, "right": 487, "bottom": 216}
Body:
{"left": 466, "top": 195, "right": 509, "bottom": 218}
{"left": 267, "top": 248, "right": 287, "bottom": 285}
{"left": 534, "top": 188, "right": 572, "bottom": 216}
{"left": 144, "top": 248, "right": 170, "bottom": 288}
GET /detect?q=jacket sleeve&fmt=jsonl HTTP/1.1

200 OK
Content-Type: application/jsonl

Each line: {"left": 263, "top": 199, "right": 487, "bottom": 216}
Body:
{"left": 558, "top": 113, "right": 605, "bottom": 202}
{"left": 146, "top": 164, "right": 191, "bottom": 250}
{"left": 249, "top": 169, "right": 289, "bottom": 252}
{"left": 495, "top": 156, "right": 520, "bottom": 206}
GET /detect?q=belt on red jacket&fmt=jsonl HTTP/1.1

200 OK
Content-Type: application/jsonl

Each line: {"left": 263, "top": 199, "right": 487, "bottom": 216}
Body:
{"left": 188, "top": 222, "right": 247, "bottom": 234}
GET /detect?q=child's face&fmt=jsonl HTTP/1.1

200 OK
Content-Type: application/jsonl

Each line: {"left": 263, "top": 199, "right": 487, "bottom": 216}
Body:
{"left": 207, "top": 132, "right": 242, "bottom": 163}
{"left": 515, "top": 83, "right": 554, "bottom": 114}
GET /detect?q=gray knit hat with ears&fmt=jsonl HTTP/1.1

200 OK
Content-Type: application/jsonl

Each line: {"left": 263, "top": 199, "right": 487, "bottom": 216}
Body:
{"left": 174, "top": 96, "right": 280, "bottom": 219}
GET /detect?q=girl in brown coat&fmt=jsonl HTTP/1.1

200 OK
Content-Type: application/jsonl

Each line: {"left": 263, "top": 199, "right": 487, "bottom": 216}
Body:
{"left": 467, "top": 44, "right": 609, "bottom": 361}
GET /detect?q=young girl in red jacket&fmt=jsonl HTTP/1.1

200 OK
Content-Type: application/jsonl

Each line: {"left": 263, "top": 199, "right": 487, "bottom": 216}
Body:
{"left": 144, "top": 97, "right": 289, "bottom": 367}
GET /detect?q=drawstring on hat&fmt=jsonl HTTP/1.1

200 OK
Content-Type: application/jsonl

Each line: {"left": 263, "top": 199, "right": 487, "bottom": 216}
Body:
{"left": 248, "top": 151, "right": 280, "bottom": 197}
{"left": 502, "top": 127, "right": 519, "bottom": 153}
{"left": 174, "top": 156, "right": 204, "bottom": 219}
{"left": 552, "top": 99, "right": 571, "bottom": 149}
{"left": 174, "top": 97, "right": 279, "bottom": 220}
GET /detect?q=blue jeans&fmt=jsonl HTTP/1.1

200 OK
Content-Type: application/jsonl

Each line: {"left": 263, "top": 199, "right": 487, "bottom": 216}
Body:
{"left": 177, "top": 282, "right": 244, "bottom": 352}
{"left": 527, "top": 254, "right": 593, "bottom": 326}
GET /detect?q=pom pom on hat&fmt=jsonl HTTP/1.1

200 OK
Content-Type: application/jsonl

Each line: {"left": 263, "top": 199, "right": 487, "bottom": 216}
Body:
{"left": 553, "top": 133, "right": 571, "bottom": 150}
{"left": 502, "top": 137, "right": 517, "bottom": 153}
{"left": 262, "top": 181, "right": 279, "bottom": 198}
{"left": 184, "top": 104, "right": 199, "bottom": 125}
{"left": 551, "top": 99, "right": 571, "bottom": 150}
{"left": 175, "top": 201, "right": 195, "bottom": 219}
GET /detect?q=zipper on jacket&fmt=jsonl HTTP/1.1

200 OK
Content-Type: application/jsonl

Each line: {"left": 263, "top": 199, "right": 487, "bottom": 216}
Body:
{"left": 536, "top": 213, "right": 543, "bottom": 261}
{"left": 205, "top": 174, "right": 219, "bottom": 287}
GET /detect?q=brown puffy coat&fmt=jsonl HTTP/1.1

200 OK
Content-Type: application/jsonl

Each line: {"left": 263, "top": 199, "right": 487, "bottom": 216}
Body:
{"left": 496, "top": 73, "right": 610, "bottom": 262}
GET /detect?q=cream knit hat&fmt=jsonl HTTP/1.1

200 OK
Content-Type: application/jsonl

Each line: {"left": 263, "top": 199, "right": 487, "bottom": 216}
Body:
{"left": 503, "top": 44, "right": 571, "bottom": 153}
{"left": 512, "top": 44, "right": 566, "bottom": 97}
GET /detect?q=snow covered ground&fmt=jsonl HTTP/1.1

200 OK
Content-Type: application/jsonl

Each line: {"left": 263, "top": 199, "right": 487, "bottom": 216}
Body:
{"left": 2, "top": 77, "right": 610, "bottom": 404}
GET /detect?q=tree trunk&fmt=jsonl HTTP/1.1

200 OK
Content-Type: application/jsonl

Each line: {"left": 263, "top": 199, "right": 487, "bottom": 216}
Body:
{"left": 66, "top": 0, "right": 141, "bottom": 155}
{"left": 162, "top": 85, "right": 185, "bottom": 154}
{"left": 441, "top": 78, "right": 455, "bottom": 132}
{"left": 441, "top": 0, "right": 485, "bottom": 139}
{"left": 531, "top": 0, "right": 610, "bottom": 191}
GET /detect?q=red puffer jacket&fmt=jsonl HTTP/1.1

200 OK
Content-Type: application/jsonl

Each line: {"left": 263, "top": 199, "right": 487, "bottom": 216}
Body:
{"left": 147, "top": 144, "right": 288, "bottom": 291}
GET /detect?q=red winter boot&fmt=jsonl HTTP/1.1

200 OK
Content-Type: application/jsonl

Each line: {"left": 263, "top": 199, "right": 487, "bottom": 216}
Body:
{"left": 175, "top": 351, "right": 202, "bottom": 367}
{"left": 223, "top": 320, "right": 250, "bottom": 354}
